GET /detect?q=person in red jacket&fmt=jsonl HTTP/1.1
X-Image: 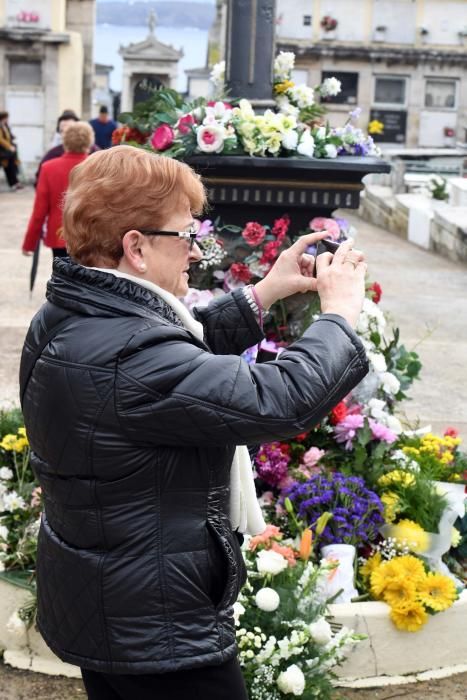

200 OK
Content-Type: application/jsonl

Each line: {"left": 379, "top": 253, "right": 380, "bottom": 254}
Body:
{"left": 22, "top": 121, "right": 94, "bottom": 259}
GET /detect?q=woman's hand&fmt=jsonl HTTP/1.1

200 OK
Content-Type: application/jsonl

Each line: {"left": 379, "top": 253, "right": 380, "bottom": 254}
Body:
{"left": 253, "top": 233, "right": 366, "bottom": 329}
{"left": 253, "top": 231, "right": 328, "bottom": 310}
{"left": 315, "top": 237, "right": 366, "bottom": 328}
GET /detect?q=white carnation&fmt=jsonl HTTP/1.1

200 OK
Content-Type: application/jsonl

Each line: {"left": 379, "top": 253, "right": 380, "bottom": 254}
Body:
{"left": 196, "top": 124, "right": 225, "bottom": 153}
{"left": 256, "top": 549, "right": 288, "bottom": 576}
{"left": 277, "top": 664, "right": 306, "bottom": 696}
{"left": 324, "top": 144, "right": 338, "bottom": 158}
{"left": 281, "top": 129, "right": 298, "bottom": 151}
{"left": 368, "top": 351, "right": 387, "bottom": 373}
{"left": 385, "top": 414, "right": 403, "bottom": 434}
{"left": 209, "top": 60, "right": 225, "bottom": 86}
{"left": 308, "top": 617, "right": 333, "bottom": 645}
{"left": 255, "top": 587, "right": 280, "bottom": 612}
{"left": 288, "top": 84, "right": 315, "bottom": 109}
{"left": 0, "top": 467, "right": 13, "bottom": 480}
{"left": 380, "top": 372, "right": 400, "bottom": 395}
{"left": 320, "top": 77, "right": 342, "bottom": 97}
{"left": 274, "top": 51, "right": 295, "bottom": 81}
{"left": 297, "top": 130, "right": 315, "bottom": 158}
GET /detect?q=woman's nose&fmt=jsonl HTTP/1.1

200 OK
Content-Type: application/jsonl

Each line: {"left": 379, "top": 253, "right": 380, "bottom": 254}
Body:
{"left": 189, "top": 241, "right": 203, "bottom": 262}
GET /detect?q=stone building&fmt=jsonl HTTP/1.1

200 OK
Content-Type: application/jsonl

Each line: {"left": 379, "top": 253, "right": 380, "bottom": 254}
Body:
{"left": 92, "top": 62, "right": 115, "bottom": 118}
{"left": 276, "top": 0, "right": 467, "bottom": 148}
{"left": 119, "top": 11, "right": 182, "bottom": 113}
{"left": 0, "top": 0, "right": 95, "bottom": 172}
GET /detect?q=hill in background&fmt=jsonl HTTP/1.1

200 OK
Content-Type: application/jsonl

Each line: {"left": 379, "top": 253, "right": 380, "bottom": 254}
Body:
{"left": 96, "top": 1, "right": 216, "bottom": 28}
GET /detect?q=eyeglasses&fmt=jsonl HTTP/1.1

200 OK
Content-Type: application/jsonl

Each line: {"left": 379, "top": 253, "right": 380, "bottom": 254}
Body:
{"left": 138, "top": 221, "right": 200, "bottom": 250}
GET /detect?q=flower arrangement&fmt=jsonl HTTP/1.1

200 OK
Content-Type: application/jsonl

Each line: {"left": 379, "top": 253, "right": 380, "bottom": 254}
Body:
{"left": 113, "top": 51, "right": 379, "bottom": 161}
{"left": 320, "top": 16, "right": 338, "bottom": 32}
{"left": 282, "top": 474, "right": 384, "bottom": 547}
{"left": 236, "top": 525, "right": 364, "bottom": 698}
{"left": 360, "top": 545, "right": 459, "bottom": 632}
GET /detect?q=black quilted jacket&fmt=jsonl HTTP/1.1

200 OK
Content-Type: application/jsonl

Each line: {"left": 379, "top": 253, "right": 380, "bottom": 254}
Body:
{"left": 19, "top": 258, "right": 368, "bottom": 674}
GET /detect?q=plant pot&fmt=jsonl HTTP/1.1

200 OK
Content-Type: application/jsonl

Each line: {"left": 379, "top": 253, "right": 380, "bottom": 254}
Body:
{"left": 320, "top": 543, "right": 358, "bottom": 603}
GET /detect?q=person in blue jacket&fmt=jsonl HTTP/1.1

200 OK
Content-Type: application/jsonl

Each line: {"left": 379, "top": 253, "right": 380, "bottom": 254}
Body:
{"left": 89, "top": 105, "right": 117, "bottom": 149}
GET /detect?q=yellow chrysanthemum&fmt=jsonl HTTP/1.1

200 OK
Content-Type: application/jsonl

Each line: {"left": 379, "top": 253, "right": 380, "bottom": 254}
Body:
{"left": 360, "top": 552, "right": 382, "bottom": 579}
{"left": 390, "top": 601, "right": 428, "bottom": 632}
{"left": 274, "top": 80, "right": 295, "bottom": 94}
{"left": 378, "top": 470, "right": 415, "bottom": 489}
{"left": 383, "top": 576, "right": 418, "bottom": 607}
{"left": 17, "top": 427, "right": 27, "bottom": 437}
{"left": 417, "top": 573, "right": 458, "bottom": 612}
{"left": 451, "top": 528, "right": 462, "bottom": 548}
{"left": 391, "top": 555, "right": 426, "bottom": 585}
{"left": 388, "top": 520, "right": 430, "bottom": 554}
{"left": 0, "top": 434, "right": 17, "bottom": 451}
{"left": 381, "top": 492, "right": 399, "bottom": 523}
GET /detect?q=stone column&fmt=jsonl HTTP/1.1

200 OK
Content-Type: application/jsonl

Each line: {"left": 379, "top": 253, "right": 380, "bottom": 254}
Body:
{"left": 225, "top": 0, "right": 276, "bottom": 106}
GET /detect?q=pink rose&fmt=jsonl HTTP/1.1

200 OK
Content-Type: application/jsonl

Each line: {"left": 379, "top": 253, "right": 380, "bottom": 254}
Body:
{"left": 309, "top": 217, "right": 327, "bottom": 231}
{"left": 151, "top": 124, "right": 174, "bottom": 151}
{"left": 177, "top": 114, "right": 195, "bottom": 134}
{"left": 196, "top": 124, "right": 225, "bottom": 153}
{"left": 309, "top": 217, "right": 340, "bottom": 240}
{"left": 302, "top": 447, "right": 325, "bottom": 468}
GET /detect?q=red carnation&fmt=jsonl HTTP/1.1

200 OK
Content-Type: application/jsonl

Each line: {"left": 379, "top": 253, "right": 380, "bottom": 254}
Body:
{"left": 260, "top": 240, "right": 280, "bottom": 264}
{"left": 272, "top": 215, "right": 290, "bottom": 242}
{"left": 280, "top": 443, "right": 291, "bottom": 454}
{"left": 294, "top": 432, "right": 308, "bottom": 442}
{"left": 368, "top": 281, "right": 382, "bottom": 304}
{"left": 230, "top": 262, "right": 252, "bottom": 283}
{"left": 150, "top": 124, "right": 175, "bottom": 151}
{"left": 444, "top": 427, "right": 459, "bottom": 438}
{"left": 242, "top": 222, "right": 267, "bottom": 246}
{"left": 177, "top": 113, "right": 195, "bottom": 134}
{"left": 330, "top": 401, "right": 348, "bottom": 425}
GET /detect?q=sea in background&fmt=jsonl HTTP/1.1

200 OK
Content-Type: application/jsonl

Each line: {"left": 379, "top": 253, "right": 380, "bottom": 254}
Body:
{"left": 94, "top": 23, "right": 209, "bottom": 93}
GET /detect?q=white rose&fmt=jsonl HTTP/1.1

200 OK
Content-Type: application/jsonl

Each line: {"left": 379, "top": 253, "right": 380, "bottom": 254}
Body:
{"left": 255, "top": 587, "right": 280, "bottom": 612}
{"left": 308, "top": 617, "right": 333, "bottom": 645}
{"left": 297, "top": 131, "right": 315, "bottom": 158}
{"left": 233, "top": 601, "right": 245, "bottom": 625}
{"left": 256, "top": 549, "right": 288, "bottom": 576}
{"left": 324, "top": 144, "right": 338, "bottom": 158}
{"left": 277, "top": 664, "right": 306, "bottom": 696}
{"left": 0, "top": 467, "right": 13, "bottom": 480}
{"left": 6, "top": 611, "right": 26, "bottom": 639}
{"left": 281, "top": 130, "right": 298, "bottom": 150}
{"left": 320, "top": 77, "right": 342, "bottom": 97}
{"left": 196, "top": 124, "right": 225, "bottom": 153}
{"left": 380, "top": 372, "right": 401, "bottom": 395}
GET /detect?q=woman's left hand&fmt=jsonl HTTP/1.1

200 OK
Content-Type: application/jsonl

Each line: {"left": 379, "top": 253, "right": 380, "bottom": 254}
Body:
{"left": 253, "top": 231, "right": 329, "bottom": 310}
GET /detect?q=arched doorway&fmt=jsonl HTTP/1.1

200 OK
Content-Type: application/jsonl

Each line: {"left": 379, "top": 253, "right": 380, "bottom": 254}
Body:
{"left": 133, "top": 76, "right": 163, "bottom": 106}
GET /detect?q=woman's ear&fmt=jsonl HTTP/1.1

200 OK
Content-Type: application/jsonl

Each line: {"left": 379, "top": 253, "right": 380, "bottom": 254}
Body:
{"left": 120, "top": 230, "right": 146, "bottom": 273}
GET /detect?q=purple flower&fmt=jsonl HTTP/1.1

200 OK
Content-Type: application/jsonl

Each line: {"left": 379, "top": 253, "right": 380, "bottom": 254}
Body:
{"left": 284, "top": 472, "right": 384, "bottom": 547}
{"left": 349, "top": 107, "right": 362, "bottom": 121}
{"left": 196, "top": 219, "right": 214, "bottom": 239}
{"left": 369, "top": 418, "right": 397, "bottom": 444}
{"left": 255, "top": 442, "right": 291, "bottom": 488}
{"left": 333, "top": 414, "right": 364, "bottom": 450}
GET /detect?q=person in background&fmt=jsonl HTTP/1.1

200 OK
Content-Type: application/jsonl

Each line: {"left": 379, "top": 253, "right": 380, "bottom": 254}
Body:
{"left": 22, "top": 122, "right": 94, "bottom": 260}
{"left": 89, "top": 105, "right": 117, "bottom": 149}
{"left": 0, "top": 111, "right": 23, "bottom": 190}
{"left": 35, "top": 111, "right": 99, "bottom": 186}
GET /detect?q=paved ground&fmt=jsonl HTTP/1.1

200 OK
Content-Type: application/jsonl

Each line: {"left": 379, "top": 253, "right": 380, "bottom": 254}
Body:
{"left": 0, "top": 186, "right": 466, "bottom": 697}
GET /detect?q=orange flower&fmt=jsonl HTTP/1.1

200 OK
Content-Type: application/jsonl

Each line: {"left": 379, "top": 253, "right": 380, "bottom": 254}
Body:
{"left": 249, "top": 524, "right": 282, "bottom": 551}
{"left": 271, "top": 541, "right": 297, "bottom": 566}
{"left": 299, "top": 529, "right": 313, "bottom": 561}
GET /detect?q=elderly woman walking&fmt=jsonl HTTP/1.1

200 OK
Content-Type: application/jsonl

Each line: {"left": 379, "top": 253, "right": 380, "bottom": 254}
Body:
{"left": 20, "top": 146, "right": 368, "bottom": 700}
{"left": 21, "top": 121, "right": 94, "bottom": 260}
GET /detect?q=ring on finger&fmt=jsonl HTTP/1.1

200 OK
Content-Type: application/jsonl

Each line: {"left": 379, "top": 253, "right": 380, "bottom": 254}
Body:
{"left": 343, "top": 257, "right": 359, "bottom": 270}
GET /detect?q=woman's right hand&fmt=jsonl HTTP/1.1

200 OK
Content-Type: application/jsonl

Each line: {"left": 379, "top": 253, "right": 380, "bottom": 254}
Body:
{"left": 316, "top": 237, "right": 367, "bottom": 329}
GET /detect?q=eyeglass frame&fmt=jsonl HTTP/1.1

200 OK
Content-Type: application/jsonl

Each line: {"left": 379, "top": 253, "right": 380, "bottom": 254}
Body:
{"left": 137, "top": 226, "right": 199, "bottom": 250}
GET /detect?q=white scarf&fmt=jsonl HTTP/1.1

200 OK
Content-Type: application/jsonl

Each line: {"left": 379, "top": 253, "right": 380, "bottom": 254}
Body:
{"left": 93, "top": 267, "right": 266, "bottom": 536}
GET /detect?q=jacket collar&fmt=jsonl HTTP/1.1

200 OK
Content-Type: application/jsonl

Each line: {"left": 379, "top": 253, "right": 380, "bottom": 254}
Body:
{"left": 47, "top": 257, "right": 184, "bottom": 327}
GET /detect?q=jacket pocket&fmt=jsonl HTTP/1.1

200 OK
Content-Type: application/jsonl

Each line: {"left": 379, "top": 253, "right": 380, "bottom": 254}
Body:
{"left": 206, "top": 521, "right": 240, "bottom": 610}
